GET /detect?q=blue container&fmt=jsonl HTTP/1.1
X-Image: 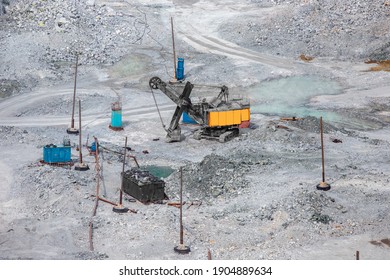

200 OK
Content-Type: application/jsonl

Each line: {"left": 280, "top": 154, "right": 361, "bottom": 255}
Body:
{"left": 90, "top": 141, "right": 97, "bottom": 152}
{"left": 111, "top": 110, "right": 122, "bottom": 128}
{"left": 43, "top": 145, "right": 71, "bottom": 163}
{"left": 111, "top": 102, "right": 123, "bottom": 128}
{"left": 182, "top": 112, "right": 197, "bottom": 124}
{"left": 176, "top": 57, "right": 184, "bottom": 80}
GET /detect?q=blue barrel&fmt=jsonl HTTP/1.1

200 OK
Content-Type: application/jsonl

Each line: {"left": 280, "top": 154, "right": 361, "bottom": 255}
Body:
{"left": 176, "top": 57, "right": 184, "bottom": 80}
{"left": 182, "top": 112, "right": 197, "bottom": 124}
{"left": 43, "top": 145, "right": 71, "bottom": 163}
{"left": 111, "top": 102, "right": 123, "bottom": 129}
{"left": 90, "top": 141, "right": 97, "bottom": 152}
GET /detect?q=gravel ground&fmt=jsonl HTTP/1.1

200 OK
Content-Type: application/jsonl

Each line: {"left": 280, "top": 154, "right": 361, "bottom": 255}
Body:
{"left": 0, "top": 0, "right": 390, "bottom": 260}
{"left": 221, "top": 0, "right": 390, "bottom": 60}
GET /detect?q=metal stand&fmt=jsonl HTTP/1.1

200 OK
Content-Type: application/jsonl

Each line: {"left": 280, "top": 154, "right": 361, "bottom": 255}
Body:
{"left": 75, "top": 163, "right": 89, "bottom": 171}
{"left": 109, "top": 125, "right": 124, "bottom": 131}
{"left": 174, "top": 167, "right": 191, "bottom": 254}
{"left": 316, "top": 117, "right": 331, "bottom": 191}
{"left": 112, "top": 205, "right": 129, "bottom": 213}
{"left": 113, "top": 136, "right": 129, "bottom": 213}
{"left": 66, "top": 127, "right": 79, "bottom": 134}
{"left": 67, "top": 54, "right": 80, "bottom": 135}
{"left": 316, "top": 181, "right": 331, "bottom": 191}
{"left": 74, "top": 99, "right": 89, "bottom": 171}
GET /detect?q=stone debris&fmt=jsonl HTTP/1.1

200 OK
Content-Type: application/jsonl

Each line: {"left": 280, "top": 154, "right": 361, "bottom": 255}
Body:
{"left": 225, "top": 0, "right": 390, "bottom": 60}
{"left": 1, "top": 0, "right": 390, "bottom": 261}
{"left": 0, "top": 0, "right": 141, "bottom": 87}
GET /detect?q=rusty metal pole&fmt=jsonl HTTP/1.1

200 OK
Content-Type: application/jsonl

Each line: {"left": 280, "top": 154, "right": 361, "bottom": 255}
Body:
{"left": 67, "top": 54, "right": 79, "bottom": 134}
{"left": 120, "top": 136, "right": 128, "bottom": 206}
{"left": 75, "top": 100, "right": 89, "bottom": 171}
{"left": 89, "top": 137, "right": 100, "bottom": 251}
{"left": 78, "top": 99, "right": 82, "bottom": 163}
{"left": 113, "top": 137, "right": 129, "bottom": 213}
{"left": 171, "top": 17, "right": 177, "bottom": 82}
{"left": 95, "top": 137, "right": 100, "bottom": 201}
{"left": 356, "top": 250, "right": 360, "bottom": 260}
{"left": 72, "top": 55, "right": 78, "bottom": 129}
{"left": 316, "top": 117, "right": 330, "bottom": 191}
{"left": 320, "top": 117, "right": 325, "bottom": 182}
{"left": 179, "top": 166, "right": 184, "bottom": 245}
{"left": 174, "top": 167, "right": 190, "bottom": 254}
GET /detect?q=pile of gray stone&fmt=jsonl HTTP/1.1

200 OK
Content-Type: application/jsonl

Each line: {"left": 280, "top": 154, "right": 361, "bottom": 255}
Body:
{"left": 3, "top": 0, "right": 139, "bottom": 65}
{"left": 226, "top": 0, "right": 390, "bottom": 60}
{"left": 0, "top": 0, "right": 143, "bottom": 89}
{"left": 166, "top": 154, "right": 251, "bottom": 201}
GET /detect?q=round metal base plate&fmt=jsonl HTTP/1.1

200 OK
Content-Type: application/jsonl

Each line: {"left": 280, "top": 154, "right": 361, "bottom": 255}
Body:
{"left": 174, "top": 244, "right": 191, "bottom": 254}
{"left": 66, "top": 128, "right": 79, "bottom": 134}
{"left": 109, "top": 125, "right": 123, "bottom": 131}
{"left": 74, "top": 163, "right": 89, "bottom": 171}
{"left": 113, "top": 205, "right": 129, "bottom": 213}
{"left": 316, "top": 181, "right": 331, "bottom": 191}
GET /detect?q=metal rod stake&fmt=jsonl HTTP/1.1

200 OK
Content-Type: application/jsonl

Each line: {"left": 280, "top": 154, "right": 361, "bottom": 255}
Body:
{"left": 320, "top": 117, "right": 325, "bottom": 182}
{"left": 207, "top": 249, "right": 212, "bottom": 260}
{"left": 75, "top": 99, "right": 89, "bottom": 171}
{"left": 78, "top": 99, "right": 83, "bottom": 163}
{"left": 316, "top": 116, "right": 331, "bottom": 191}
{"left": 174, "top": 167, "right": 190, "bottom": 254}
{"left": 120, "top": 136, "right": 128, "bottom": 206}
{"left": 71, "top": 54, "right": 78, "bottom": 129}
{"left": 113, "top": 136, "right": 129, "bottom": 213}
{"left": 179, "top": 166, "right": 183, "bottom": 245}
{"left": 171, "top": 17, "right": 177, "bottom": 81}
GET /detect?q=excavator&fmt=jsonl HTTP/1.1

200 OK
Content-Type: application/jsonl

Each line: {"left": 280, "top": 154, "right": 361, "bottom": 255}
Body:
{"left": 149, "top": 76, "right": 250, "bottom": 143}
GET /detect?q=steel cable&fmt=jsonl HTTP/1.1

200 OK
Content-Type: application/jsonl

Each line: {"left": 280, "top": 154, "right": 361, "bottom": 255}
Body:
{"left": 150, "top": 86, "right": 168, "bottom": 132}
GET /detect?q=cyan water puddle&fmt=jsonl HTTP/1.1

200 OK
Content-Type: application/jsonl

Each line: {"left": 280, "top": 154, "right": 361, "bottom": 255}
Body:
{"left": 110, "top": 54, "right": 150, "bottom": 78}
{"left": 247, "top": 76, "right": 379, "bottom": 130}
{"left": 143, "top": 165, "right": 175, "bottom": 179}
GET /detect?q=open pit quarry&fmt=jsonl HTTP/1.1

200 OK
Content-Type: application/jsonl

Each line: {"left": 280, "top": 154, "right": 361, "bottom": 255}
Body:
{"left": 0, "top": 0, "right": 390, "bottom": 260}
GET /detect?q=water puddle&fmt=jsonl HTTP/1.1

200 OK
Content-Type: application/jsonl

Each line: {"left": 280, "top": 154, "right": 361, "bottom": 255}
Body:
{"left": 109, "top": 54, "right": 150, "bottom": 78}
{"left": 142, "top": 165, "right": 175, "bottom": 179}
{"left": 247, "top": 76, "right": 380, "bottom": 130}
{"left": 248, "top": 76, "right": 341, "bottom": 117}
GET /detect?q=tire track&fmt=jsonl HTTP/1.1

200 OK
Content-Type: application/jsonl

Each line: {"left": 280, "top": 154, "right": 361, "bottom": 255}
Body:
{"left": 0, "top": 86, "right": 175, "bottom": 127}
{"left": 180, "top": 32, "right": 295, "bottom": 70}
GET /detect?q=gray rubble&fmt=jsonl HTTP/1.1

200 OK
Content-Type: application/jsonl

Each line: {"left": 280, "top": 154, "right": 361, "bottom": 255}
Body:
{"left": 225, "top": 0, "right": 390, "bottom": 59}
{"left": 0, "top": 0, "right": 390, "bottom": 261}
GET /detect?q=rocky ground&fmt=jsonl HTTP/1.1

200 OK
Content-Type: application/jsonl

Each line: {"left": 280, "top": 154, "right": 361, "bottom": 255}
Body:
{"left": 0, "top": 0, "right": 390, "bottom": 260}
{"left": 223, "top": 0, "right": 390, "bottom": 60}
